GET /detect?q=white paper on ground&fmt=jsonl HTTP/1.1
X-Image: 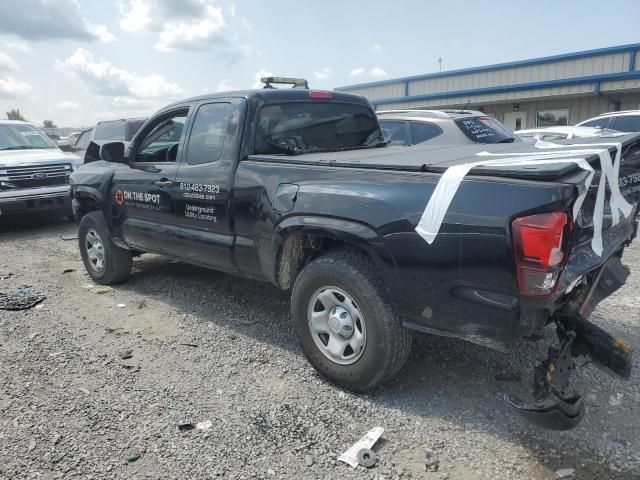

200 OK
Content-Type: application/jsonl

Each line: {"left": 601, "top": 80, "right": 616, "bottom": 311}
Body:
{"left": 415, "top": 140, "right": 633, "bottom": 257}
{"left": 337, "top": 426, "right": 384, "bottom": 468}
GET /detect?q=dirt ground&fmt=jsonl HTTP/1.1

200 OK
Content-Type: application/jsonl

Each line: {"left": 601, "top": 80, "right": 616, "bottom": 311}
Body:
{"left": 1, "top": 216, "right": 639, "bottom": 480}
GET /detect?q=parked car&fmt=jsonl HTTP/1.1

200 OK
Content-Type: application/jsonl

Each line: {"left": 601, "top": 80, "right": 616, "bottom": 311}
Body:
{"left": 377, "top": 109, "right": 517, "bottom": 146}
{"left": 577, "top": 110, "right": 640, "bottom": 132}
{"left": 515, "top": 126, "right": 621, "bottom": 142}
{"left": 69, "top": 117, "right": 147, "bottom": 162}
{"left": 70, "top": 81, "right": 640, "bottom": 430}
{"left": 57, "top": 131, "right": 82, "bottom": 151}
{"left": 0, "top": 120, "right": 77, "bottom": 220}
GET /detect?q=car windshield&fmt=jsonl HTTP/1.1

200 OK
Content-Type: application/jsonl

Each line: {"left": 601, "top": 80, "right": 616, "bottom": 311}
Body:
{"left": 0, "top": 123, "right": 58, "bottom": 150}
{"left": 254, "top": 102, "right": 385, "bottom": 155}
{"left": 455, "top": 116, "right": 517, "bottom": 143}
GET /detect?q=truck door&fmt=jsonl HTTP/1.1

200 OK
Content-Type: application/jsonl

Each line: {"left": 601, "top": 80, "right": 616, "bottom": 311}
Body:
{"left": 172, "top": 98, "right": 246, "bottom": 271}
{"left": 115, "top": 107, "right": 191, "bottom": 255}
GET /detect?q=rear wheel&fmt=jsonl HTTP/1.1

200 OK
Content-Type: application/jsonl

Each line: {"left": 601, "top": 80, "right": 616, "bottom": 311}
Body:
{"left": 78, "top": 211, "right": 132, "bottom": 284}
{"left": 291, "top": 250, "right": 411, "bottom": 391}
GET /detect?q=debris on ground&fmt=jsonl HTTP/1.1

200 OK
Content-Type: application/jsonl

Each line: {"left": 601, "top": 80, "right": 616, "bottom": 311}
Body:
{"left": 178, "top": 343, "right": 198, "bottom": 348}
{"left": 59, "top": 234, "right": 78, "bottom": 241}
{"left": 178, "top": 423, "right": 195, "bottom": 432}
{"left": 61, "top": 268, "right": 75, "bottom": 274}
{"left": 556, "top": 467, "right": 576, "bottom": 477}
{"left": 338, "top": 426, "right": 384, "bottom": 468}
{"left": 117, "top": 349, "right": 133, "bottom": 360}
{"left": 425, "top": 448, "right": 440, "bottom": 472}
{"left": 0, "top": 289, "right": 46, "bottom": 310}
{"left": 196, "top": 420, "right": 213, "bottom": 431}
{"left": 116, "top": 303, "right": 126, "bottom": 308}
{"left": 0, "top": 272, "right": 13, "bottom": 280}
{"left": 93, "top": 286, "right": 112, "bottom": 294}
{"left": 35, "top": 304, "right": 44, "bottom": 310}
{"left": 27, "top": 439, "right": 36, "bottom": 452}
{"left": 304, "top": 454, "right": 314, "bottom": 467}
{"left": 356, "top": 448, "right": 377, "bottom": 468}
{"left": 609, "top": 394, "right": 623, "bottom": 406}
{"left": 127, "top": 454, "right": 141, "bottom": 463}
{"left": 137, "top": 299, "right": 146, "bottom": 309}
{"left": 121, "top": 364, "right": 140, "bottom": 373}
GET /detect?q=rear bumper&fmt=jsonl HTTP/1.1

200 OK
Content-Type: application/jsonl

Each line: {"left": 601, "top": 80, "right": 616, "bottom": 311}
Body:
{"left": 0, "top": 186, "right": 72, "bottom": 216}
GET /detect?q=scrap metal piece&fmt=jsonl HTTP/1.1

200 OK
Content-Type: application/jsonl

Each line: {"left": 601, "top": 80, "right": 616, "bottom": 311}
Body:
{"left": 356, "top": 448, "right": 377, "bottom": 468}
{"left": 0, "top": 291, "right": 46, "bottom": 310}
{"left": 338, "top": 426, "right": 384, "bottom": 468}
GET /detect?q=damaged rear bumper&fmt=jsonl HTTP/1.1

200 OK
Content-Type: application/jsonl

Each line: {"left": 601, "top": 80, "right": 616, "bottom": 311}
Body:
{"left": 508, "top": 256, "right": 633, "bottom": 430}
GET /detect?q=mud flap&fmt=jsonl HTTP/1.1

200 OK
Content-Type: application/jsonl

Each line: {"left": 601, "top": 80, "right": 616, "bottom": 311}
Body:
{"left": 508, "top": 314, "right": 632, "bottom": 430}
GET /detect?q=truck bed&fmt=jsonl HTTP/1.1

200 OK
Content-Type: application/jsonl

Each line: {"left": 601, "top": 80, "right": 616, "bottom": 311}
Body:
{"left": 248, "top": 132, "right": 640, "bottom": 180}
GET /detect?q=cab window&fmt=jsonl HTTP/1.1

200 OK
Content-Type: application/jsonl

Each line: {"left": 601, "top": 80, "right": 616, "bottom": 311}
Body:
{"left": 612, "top": 115, "right": 640, "bottom": 132}
{"left": 185, "top": 103, "right": 241, "bottom": 165}
{"left": 379, "top": 120, "right": 408, "bottom": 145}
{"left": 134, "top": 111, "right": 187, "bottom": 163}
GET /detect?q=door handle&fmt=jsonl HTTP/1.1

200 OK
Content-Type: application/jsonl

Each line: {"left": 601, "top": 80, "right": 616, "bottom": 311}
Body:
{"left": 154, "top": 179, "right": 174, "bottom": 187}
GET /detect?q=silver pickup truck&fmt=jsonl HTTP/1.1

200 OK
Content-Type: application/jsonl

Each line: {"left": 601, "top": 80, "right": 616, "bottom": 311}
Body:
{"left": 0, "top": 120, "right": 77, "bottom": 220}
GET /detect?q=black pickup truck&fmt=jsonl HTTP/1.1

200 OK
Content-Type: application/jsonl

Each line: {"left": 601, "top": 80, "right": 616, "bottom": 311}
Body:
{"left": 70, "top": 78, "right": 640, "bottom": 430}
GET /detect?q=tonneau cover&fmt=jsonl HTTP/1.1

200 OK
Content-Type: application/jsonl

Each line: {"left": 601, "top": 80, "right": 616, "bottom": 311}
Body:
{"left": 248, "top": 132, "right": 640, "bottom": 180}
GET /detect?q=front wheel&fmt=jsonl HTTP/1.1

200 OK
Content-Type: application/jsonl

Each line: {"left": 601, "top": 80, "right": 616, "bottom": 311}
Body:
{"left": 291, "top": 250, "right": 411, "bottom": 391}
{"left": 78, "top": 211, "right": 132, "bottom": 285}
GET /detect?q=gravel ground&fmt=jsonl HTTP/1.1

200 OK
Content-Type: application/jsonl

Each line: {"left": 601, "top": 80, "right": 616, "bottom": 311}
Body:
{"left": 1, "top": 217, "right": 640, "bottom": 480}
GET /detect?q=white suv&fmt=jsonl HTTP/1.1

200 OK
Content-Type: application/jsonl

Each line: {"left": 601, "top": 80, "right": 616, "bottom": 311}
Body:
{"left": 577, "top": 110, "right": 640, "bottom": 132}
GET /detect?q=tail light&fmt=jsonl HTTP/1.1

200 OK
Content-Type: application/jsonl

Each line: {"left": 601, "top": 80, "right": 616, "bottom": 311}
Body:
{"left": 309, "top": 90, "right": 332, "bottom": 100}
{"left": 512, "top": 211, "right": 570, "bottom": 297}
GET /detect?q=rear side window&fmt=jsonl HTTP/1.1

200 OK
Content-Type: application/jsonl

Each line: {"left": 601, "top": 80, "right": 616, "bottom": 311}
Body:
{"left": 379, "top": 120, "right": 408, "bottom": 145}
{"left": 455, "top": 116, "right": 516, "bottom": 143}
{"left": 254, "top": 102, "right": 381, "bottom": 154}
{"left": 94, "top": 121, "right": 125, "bottom": 141}
{"left": 580, "top": 117, "right": 610, "bottom": 129}
{"left": 410, "top": 121, "right": 443, "bottom": 144}
{"left": 612, "top": 115, "right": 640, "bottom": 132}
{"left": 185, "top": 103, "right": 241, "bottom": 165}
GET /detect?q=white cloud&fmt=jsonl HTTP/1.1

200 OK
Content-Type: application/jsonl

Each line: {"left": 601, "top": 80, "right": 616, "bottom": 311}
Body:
{"left": 312, "top": 68, "right": 331, "bottom": 81}
{"left": 0, "top": 76, "right": 32, "bottom": 99}
{"left": 252, "top": 69, "right": 272, "bottom": 89}
{"left": 368, "top": 67, "right": 388, "bottom": 77}
{"left": 89, "top": 24, "right": 116, "bottom": 43}
{"left": 0, "top": 52, "right": 17, "bottom": 71}
{"left": 372, "top": 44, "right": 382, "bottom": 52}
{"left": 56, "top": 48, "right": 184, "bottom": 100}
{"left": 216, "top": 79, "right": 237, "bottom": 92}
{"left": 0, "top": 1, "right": 115, "bottom": 43}
{"left": 350, "top": 68, "right": 365, "bottom": 77}
{"left": 3, "top": 40, "right": 30, "bottom": 53}
{"left": 57, "top": 101, "right": 81, "bottom": 111}
{"left": 120, "top": 0, "right": 242, "bottom": 57}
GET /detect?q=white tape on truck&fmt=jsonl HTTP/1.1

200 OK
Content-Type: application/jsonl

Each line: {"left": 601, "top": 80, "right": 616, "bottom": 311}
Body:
{"left": 415, "top": 140, "right": 632, "bottom": 257}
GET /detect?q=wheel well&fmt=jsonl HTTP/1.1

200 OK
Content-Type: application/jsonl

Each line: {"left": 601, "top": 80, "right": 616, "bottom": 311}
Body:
{"left": 75, "top": 196, "right": 100, "bottom": 220}
{"left": 276, "top": 233, "right": 375, "bottom": 289}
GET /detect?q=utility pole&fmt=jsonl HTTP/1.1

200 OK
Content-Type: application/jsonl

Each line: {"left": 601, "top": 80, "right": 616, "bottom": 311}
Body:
{"left": 438, "top": 57, "right": 442, "bottom": 72}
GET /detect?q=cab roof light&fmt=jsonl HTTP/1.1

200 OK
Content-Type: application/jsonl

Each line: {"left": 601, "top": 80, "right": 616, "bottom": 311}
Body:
{"left": 261, "top": 77, "right": 309, "bottom": 89}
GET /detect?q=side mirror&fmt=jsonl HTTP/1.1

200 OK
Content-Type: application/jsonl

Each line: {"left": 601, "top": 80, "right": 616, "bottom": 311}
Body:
{"left": 100, "top": 142, "right": 126, "bottom": 163}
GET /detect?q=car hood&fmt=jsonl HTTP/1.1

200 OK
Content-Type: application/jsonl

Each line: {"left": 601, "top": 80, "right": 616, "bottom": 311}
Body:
{"left": 0, "top": 149, "right": 78, "bottom": 168}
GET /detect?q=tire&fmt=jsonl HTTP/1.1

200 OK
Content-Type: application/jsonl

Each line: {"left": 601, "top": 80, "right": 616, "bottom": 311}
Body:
{"left": 291, "top": 249, "right": 411, "bottom": 391}
{"left": 78, "top": 211, "right": 132, "bottom": 285}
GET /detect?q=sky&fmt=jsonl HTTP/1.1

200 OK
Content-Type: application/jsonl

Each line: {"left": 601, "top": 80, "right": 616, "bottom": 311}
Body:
{"left": 0, "top": 0, "right": 639, "bottom": 127}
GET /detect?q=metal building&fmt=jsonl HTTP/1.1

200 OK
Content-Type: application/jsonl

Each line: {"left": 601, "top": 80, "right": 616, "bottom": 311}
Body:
{"left": 336, "top": 43, "right": 640, "bottom": 131}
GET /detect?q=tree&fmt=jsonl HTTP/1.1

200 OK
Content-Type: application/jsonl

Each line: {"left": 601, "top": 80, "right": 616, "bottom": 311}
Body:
{"left": 43, "top": 120, "right": 57, "bottom": 128}
{"left": 6, "top": 109, "right": 26, "bottom": 121}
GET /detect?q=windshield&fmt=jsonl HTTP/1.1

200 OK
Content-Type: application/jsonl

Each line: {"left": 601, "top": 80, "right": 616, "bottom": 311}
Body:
{"left": 94, "top": 120, "right": 126, "bottom": 141}
{"left": 0, "top": 123, "right": 58, "bottom": 150}
{"left": 455, "top": 116, "right": 517, "bottom": 143}
{"left": 254, "top": 102, "right": 384, "bottom": 155}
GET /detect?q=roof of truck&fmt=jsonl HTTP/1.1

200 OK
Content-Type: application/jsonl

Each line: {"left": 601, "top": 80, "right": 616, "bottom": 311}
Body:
{"left": 249, "top": 132, "right": 640, "bottom": 179}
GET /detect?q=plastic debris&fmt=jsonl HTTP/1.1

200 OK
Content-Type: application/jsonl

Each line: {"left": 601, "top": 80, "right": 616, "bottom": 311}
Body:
{"left": 59, "top": 234, "right": 78, "bottom": 241}
{"left": 609, "top": 393, "right": 623, "bottom": 406}
{"left": 196, "top": 420, "right": 213, "bottom": 431}
{"left": 93, "top": 286, "right": 112, "bottom": 294}
{"left": 127, "top": 454, "right": 141, "bottom": 463}
{"left": 62, "top": 268, "right": 75, "bottom": 274}
{"left": 117, "top": 303, "right": 126, "bottom": 308}
{"left": 338, "top": 426, "right": 384, "bottom": 468}
{"left": 556, "top": 468, "right": 575, "bottom": 478}
{"left": 0, "top": 288, "right": 46, "bottom": 310}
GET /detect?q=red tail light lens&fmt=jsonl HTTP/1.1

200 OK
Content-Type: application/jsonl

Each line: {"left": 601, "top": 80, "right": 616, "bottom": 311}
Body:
{"left": 309, "top": 90, "right": 332, "bottom": 100}
{"left": 512, "top": 211, "right": 569, "bottom": 297}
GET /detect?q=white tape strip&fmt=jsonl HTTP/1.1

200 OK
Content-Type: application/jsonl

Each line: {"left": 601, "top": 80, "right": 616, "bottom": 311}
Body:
{"left": 415, "top": 140, "right": 632, "bottom": 257}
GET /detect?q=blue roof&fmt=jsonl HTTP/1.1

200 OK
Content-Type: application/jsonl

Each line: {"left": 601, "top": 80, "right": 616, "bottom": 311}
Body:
{"left": 336, "top": 42, "right": 640, "bottom": 91}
